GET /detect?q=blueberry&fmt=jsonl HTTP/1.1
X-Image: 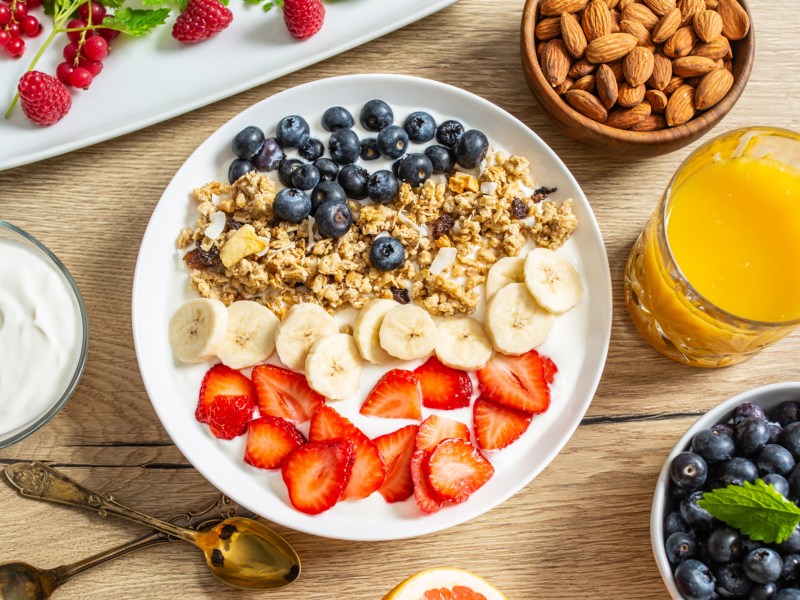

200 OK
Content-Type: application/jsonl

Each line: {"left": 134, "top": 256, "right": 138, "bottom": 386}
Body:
{"left": 310, "top": 181, "right": 347, "bottom": 216}
{"left": 750, "top": 583, "right": 778, "bottom": 600}
{"left": 291, "top": 163, "right": 321, "bottom": 191}
{"left": 734, "top": 402, "right": 769, "bottom": 425}
{"left": 377, "top": 125, "right": 409, "bottom": 159}
{"left": 298, "top": 138, "right": 324, "bottom": 162}
{"left": 338, "top": 164, "right": 369, "bottom": 200}
{"left": 763, "top": 473, "right": 790, "bottom": 496}
{"left": 780, "top": 423, "right": 800, "bottom": 460}
{"left": 329, "top": 129, "right": 360, "bottom": 165}
{"left": 273, "top": 188, "right": 311, "bottom": 223}
{"left": 715, "top": 563, "right": 752, "bottom": 597}
{"left": 403, "top": 111, "right": 436, "bottom": 143}
{"left": 369, "top": 236, "right": 405, "bottom": 271}
{"left": 666, "top": 532, "right": 696, "bottom": 564}
{"left": 789, "top": 464, "right": 800, "bottom": 499}
{"left": 671, "top": 452, "right": 708, "bottom": 490}
{"left": 681, "top": 491, "right": 717, "bottom": 530}
{"left": 232, "top": 125, "right": 265, "bottom": 159}
{"left": 425, "top": 144, "right": 456, "bottom": 174}
{"left": 360, "top": 99, "right": 393, "bottom": 131}
{"left": 367, "top": 170, "right": 399, "bottom": 205}
{"left": 693, "top": 428, "right": 736, "bottom": 463}
{"left": 707, "top": 527, "right": 741, "bottom": 563}
{"left": 757, "top": 444, "right": 796, "bottom": 476}
{"left": 745, "top": 548, "right": 783, "bottom": 584}
{"left": 740, "top": 537, "right": 764, "bottom": 555}
{"left": 397, "top": 153, "right": 433, "bottom": 187}
{"left": 252, "top": 137, "right": 284, "bottom": 171}
{"left": 278, "top": 158, "right": 303, "bottom": 187}
{"left": 315, "top": 200, "right": 352, "bottom": 239}
{"left": 228, "top": 158, "right": 255, "bottom": 183}
{"left": 392, "top": 158, "right": 403, "bottom": 177}
{"left": 314, "top": 158, "right": 339, "bottom": 182}
{"left": 276, "top": 115, "right": 310, "bottom": 148}
{"left": 674, "top": 559, "right": 716, "bottom": 600}
{"left": 769, "top": 421, "right": 783, "bottom": 444}
{"left": 360, "top": 138, "right": 380, "bottom": 161}
{"left": 718, "top": 457, "right": 759, "bottom": 487}
{"left": 776, "top": 590, "right": 800, "bottom": 600}
{"left": 665, "top": 510, "right": 690, "bottom": 537}
{"left": 714, "top": 423, "right": 736, "bottom": 437}
{"left": 774, "top": 401, "right": 800, "bottom": 427}
{"left": 455, "top": 129, "right": 489, "bottom": 169}
{"left": 322, "top": 106, "right": 355, "bottom": 132}
{"left": 777, "top": 525, "right": 800, "bottom": 553}
{"left": 782, "top": 554, "right": 800, "bottom": 585}
{"left": 736, "top": 417, "right": 772, "bottom": 456}
{"left": 436, "top": 119, "right": 465, "bottom": 148}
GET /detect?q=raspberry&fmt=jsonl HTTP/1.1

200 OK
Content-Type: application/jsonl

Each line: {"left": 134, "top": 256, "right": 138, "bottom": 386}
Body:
{"left": 17, "top": 71, "right": 72, "bottom": 126}
{"left": 283, "top": 0, "right": 324, "bottom": 40}
{"left": 172, "top": 0, "right": 232, "bottom": 44}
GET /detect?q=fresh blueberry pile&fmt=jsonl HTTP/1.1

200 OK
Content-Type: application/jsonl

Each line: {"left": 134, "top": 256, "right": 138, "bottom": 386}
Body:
{"left": 666, "top": 400, "right": 800, "bottom": 600}
{"left": 225, "top": 99, "right": 490, "bottom": 272}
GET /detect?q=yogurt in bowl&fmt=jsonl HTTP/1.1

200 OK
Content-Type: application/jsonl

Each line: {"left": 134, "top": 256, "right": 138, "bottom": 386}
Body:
{"left": 0, "top": 221, "right": 88, "bottom": 447}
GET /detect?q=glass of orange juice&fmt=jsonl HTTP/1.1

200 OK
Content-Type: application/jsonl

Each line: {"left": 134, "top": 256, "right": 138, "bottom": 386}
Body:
{"left": 624, "top": 127, "right": 800, "bottom": 368}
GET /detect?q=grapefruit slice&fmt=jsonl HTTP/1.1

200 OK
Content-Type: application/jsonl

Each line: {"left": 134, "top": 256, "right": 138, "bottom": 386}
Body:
{"left": 382, "top": 567, "right": 507, "bottom": 600}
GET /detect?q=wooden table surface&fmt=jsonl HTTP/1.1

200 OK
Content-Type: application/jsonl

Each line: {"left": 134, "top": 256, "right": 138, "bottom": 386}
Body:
{"left": 1, "top": 0, "right": 799, "bottom": 598}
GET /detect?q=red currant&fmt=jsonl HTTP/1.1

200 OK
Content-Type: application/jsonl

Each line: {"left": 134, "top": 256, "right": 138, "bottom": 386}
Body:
{"left": 56, "top": 61, "right": 74, "bottom": 84}
{"left": 69, "top": 66, "right": 92, "bottom": 89}
{"left": 0, "top": 4, "right": 10, "bottom": 26}
{"left": 66, "top": 18, "right": 86, "bottom": 43}
{"left": 82, "top": 34, "right": 107, "bottom": 60}
{"left": 12, "top": 3, "right": 27, "bottom": 19}
{"left": 6, "top": 21, "right": 20, "bottom": 37}
{"left": 77, "top": 56, "right": 102, "bottom": 76}
{"left": 25, "top": 0, "right": 40, "bottom": 8}
{"left": 77, "top": 1, "right": 105, "bottom": 24}
{"left": 63, "top": 41, "right": 79, "bottom": 62}
{"left": 0, "top": 30, "right": 8, "bottom": 47}
{"left": 4, "top": 35, "right": 24, "bottom": 57}
{"left": 97, "top": 25, "right": 120, "bottom": 41}
{"left": 20, "top": 14, "right": 40, "bottom": 37}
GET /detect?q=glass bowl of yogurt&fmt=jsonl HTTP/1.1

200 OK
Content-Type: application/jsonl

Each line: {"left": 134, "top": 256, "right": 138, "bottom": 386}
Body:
{"left": 0, "top": 221, "right": 88, "bottom": 448}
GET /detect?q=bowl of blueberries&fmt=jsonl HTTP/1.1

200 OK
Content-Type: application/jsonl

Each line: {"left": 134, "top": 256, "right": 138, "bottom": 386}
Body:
{"left": 653, "top": 382, "right": 800, "bottom": 600}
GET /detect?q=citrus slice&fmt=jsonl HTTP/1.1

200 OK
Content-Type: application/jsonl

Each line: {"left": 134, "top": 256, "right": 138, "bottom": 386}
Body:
{"left": 382, "top": 567, "right": 507, "bottom": 600}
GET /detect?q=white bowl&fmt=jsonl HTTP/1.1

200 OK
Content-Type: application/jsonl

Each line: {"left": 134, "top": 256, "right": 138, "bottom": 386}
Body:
{"left": 651, "top": 382, "right": 800, "bottom": 599}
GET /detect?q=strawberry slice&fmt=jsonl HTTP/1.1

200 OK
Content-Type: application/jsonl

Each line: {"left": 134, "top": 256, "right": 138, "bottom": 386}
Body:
{"left": 281, "top": 438, "right": 356, "bottom": 515}
{"left": 373, "top": 424, "right": 419, "bottom": 503}
{"left": 411, "top": 449, "right": 443, "bottom": 514}
{"left": 413, "top": 356, "right": 473, "bottom": 410}
{"left": 252, "top": 364, "right": 324, "bottom": 423}
{"left": 310, "top": 405, "right": 386, "bottom": 500}
{"left": 473, "top": 397, "right": 532, "bottom": 451}
{"left": 207, "top": 395, "right": 255, "bottom": 440}
{"left": 196, "top": 364, "right": 256, "bottom": 423}
{"left": 244, "top": 416, "right": 306, "bottom": 470}
{"left": 427, "top": 438, "right": 494, "bottom": 503}
{"left": 360, "top": 369, "right": 423, "bottom": 420}
{"left": 476, "top": 350, "right": 552, "bottom": 415}
{"left": 415, "top": 415, "right": 470, "bottom": 454}
{"left": 542, "top": 355, "right": 558, "bottom": 384}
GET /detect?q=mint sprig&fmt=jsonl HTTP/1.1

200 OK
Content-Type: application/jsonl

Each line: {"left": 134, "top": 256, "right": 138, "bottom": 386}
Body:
{"left": 101, "top": 7, "right": 171, "bottom": 36}
{"left": 698, "top": 479, "right": 800, "bottom": 544}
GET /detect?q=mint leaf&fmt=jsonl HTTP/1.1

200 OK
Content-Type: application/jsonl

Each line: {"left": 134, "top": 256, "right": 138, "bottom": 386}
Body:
{"left": 101, "top": 7, "right": 171, "bottom": 36}
{"left": 699, "top": 479, "right": 800, "bottom": 544}
{"left": 101, "top": 0, "right": 126, "bottom": 9}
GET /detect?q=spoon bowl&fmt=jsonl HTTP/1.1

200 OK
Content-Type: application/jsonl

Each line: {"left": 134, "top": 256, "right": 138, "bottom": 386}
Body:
{"left": 0, "top": 562, "right": 55, "bottom": 600}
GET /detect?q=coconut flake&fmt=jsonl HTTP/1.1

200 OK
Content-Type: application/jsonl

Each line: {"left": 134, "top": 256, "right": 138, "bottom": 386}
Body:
{"left": 306, "top": 216, "right": 317, "bottom": 252}
{"left": 396, "top": 210, "right": 426, "bottom": 251}
{"left": 480, "top": 181, "right": 498, "bottom": 196}
{"left": 204, "top": 211, "right": 226, "bottom": 241}
{"left": 429, "top": 247, "right": 457, "bottom": 275}
{"left": 375, "top": 231, "right": 391, "bottom": 240}
{"left": 256, "top": 236, "right": 272, "bottom": 257}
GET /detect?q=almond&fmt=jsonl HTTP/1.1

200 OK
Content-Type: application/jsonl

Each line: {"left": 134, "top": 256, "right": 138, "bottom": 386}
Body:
{"left": 649, "top": 53, "right": 673, "bottom": 89}
{"left": 620, "top": 19, "right": 655, "bottom": 51}
{"left": 645, "top": 89, "right": 669, "bottom": 113}
{"left": 665, "top": 84, "right": 696, "bottom": 125}
{"left": 717, "top": 0, "right": 749, "bottom": 40}
{"left": 537, "top": 41, "right": 547, "bottom": 62}
{"left": 541, "top": 0, "right": 589, "bottom": 15}
{"left": 723, "top": 59, "right": 733, "bottom": 72}
{"left": 610, "top": 9, "right": 621, "bottom": 32}
{"left": 705, "top": 0, "right": 718, "bottom": 7}
{"left": 563, "top": 89, "right": 609, "bottom": 122}
{"left": 608, "top": 59, "right": 625, "bottom": 82}
{"left": 617, "top": 0, "right": 636, "bottom": 10}
{"left": 618, "top": 81, "right": 647, "bottom": 106}
{"left": 569, "top": 58, "right": 598, "bottom": 79}
{"left": 535, "top": 17, "right": 563, "bottom": 41}
{"left": 605, "top": 102, "right": 652, "bottom": 128}
{"left": 672, "top": 55, "right": 718, "bottom": 76}
{"left": 691, "top": 36, "right": 732, "bottom": 60}
{"left": 678, "top": 0, "right": 705, "bottom": 25}
{"left": 694, "top": 67, "right": 734, "bottom": 109}
{"left": 554, "top": 77, "right": 576, "bottom": 94}
{"left": 596, "top": 63, "right": 620, "bottom": 108}
{"left": 601, "top": 0, "right": 620, "bottom": 8}
{"left": 652, "top": 7, "right": 682, "bottom": 43}
{"left": 542, "top": 39, "right": 571, "bottom": 87}
{"left": 572, "top": 74, "right": 597, "bottom": 92}
{"left": 663, "top": 26, "right": 697, "bottom": 58}
{"left": 586, "top": 33, "right": 638, "bottom": 63}
{"left": 631, "top": 114, "right": 668, "bottom": 130}
{"left": 561, "top": 12, "right": 588, "bottom": 59}
{"left": 622, "top": 3, "right": 660, "bottom": 30}
{"left": 583, "top": 0, "right": 612, "bottom": 41}
{"left": 693, "top": 10, "right": 723, "bottom": 42}
{"left": 623, "top": 46, "right": 655, "bottom": 86}
{"left": 643, "top": 0, "right": 676, "bottom": 17}
{"left": 663, "top": 75, "right": 686, "bottom": 95}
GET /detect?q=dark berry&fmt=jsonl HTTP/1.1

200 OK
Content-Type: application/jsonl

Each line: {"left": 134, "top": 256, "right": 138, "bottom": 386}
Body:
{"left": 310, "top": 181, "right": 346, "bottom": 216}
{"left": 780, "top": 423, "right": 800, "bottom": 460}
{"left": 252, "top": 137, "right": 284, "bottom": 171}
{"left": 366, "top": 170, "right": 399, "bottom": 205}
{"left": 377, "top": 125, "right": 409, "bottom": 159}
{"left": 338, "top": 164, "right": 369, "bottom": 200}
{"left": 455, "top": 129, "right": 489, "bottom": 169}
{"left": 717, "top": 457, "right": 759, "bottom": 487}
{"left": 763, "top": 473, "right": 790, "bottom": 496}
{"left": 736, "top": 417, "right": 771, "bottom": 456}
{"left": 756, "top": 444, "right": 795, "bottom": 476}
{"left": 714, "top": 423, "right": 735, "bottom": 437}
{"left": 314, "top": 200, "right": 352, "bottom": 239}
{"left": 715, "top": 563, "right": 752, "bottom": 597}
{"left": 278, "top": 158, "right": 303, "bottom": 187}
{"left": 773, "top": 401, "right": 800, "bottom": 427}
{"left": 511, "top": 198, "right": 530, "bottom": 219}
{"left": 360, "top": 138, "right": 380, "bottom": 161}
{"left": 707, "top": 527, "right": 741, "bottom": 563}
{"left": 776, "top": 590, "right": 800, "bottom": 600}
{"left": 789, "top": 464, "right": 800, "bottom": 499}
{"left": 298, "top": 138, "right": 324, "bottom": 161}
{"left": 666, "top": 532, "right": 696, "bottom": 564}
{"left": 314, "top": 158, "right": 339, "bottom": 182}
{"left": 321, "top": 106, "right": 354, "bottom": 132}
{"left": 360, "top": 99, "right": 393, "bottom": 131}
{"left": 674, "top": 559, "right": 716, "bottom": 600}
{"left": 432, "top": 214, "right": 455, "bottom": 240}
{"left": 777, "top": 526, "right": 800, "bottom": 553}
{"left": 768, "top": 421, "right": 783, "bottom": 444}
{"left": 425, "top": 144, "right": 456, "bottom": 174}
{"left": 392, "top": 158, "right": 402, "bottom": 177}
{"left": 273, "top": 188, "right": 311, "bottom": 223}
{"left": 750, "top": 583, "right": 778, "bottom": 600}
{"left": 369, "top": 236, "right": 405, "bottom": 271}
{"left": 228, "top": 158, "right": 254, "bottom": 183}
{"left": 733, "top": 402, "right": 768, "bottom": 425}
{"left": 403, "top": 111, "right": 436, "bottom": 143}
{"left": 436, "top": 119, "right": 465, "bottom": 148}
{"left": 329, "top": 129, "right": 360, "bottom": 165}
{"left": 391, "top": 287, "right": 410, "bottom": 305}
{"left": 276, "top": 115, "right": 310, "bottom": 148}
{"left": 782, "top": 554, "right": 800, "bottom": 585}
{"left": 744, "top": 548, "right": 783, "bottom": 584}
{"left": 184, "top": 240, "right": 221, "bottom": 269}
{"left": 692, "top": 428, "right": 736, "bottom": 463}
{"left": 681, "top": 491, "right": 717, "bottom": 529}
{"left": 291, "top": 163, "right": 321, "bottom": 191}
{"left": 664, "top": 511, "right": 690, "bottom": 537}
{"left": 671, "top": 452, "right": 708, "bottom": 490}
{"left": 231, "top": 126, "right": 265, "bottom": 159}
{"left": 397, "top": 153, "right": 433, "bottom": 187}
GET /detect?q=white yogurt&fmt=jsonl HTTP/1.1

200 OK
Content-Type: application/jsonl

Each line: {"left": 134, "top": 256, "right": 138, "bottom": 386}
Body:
{"left": 0, "top": 237, "right": 84, "bottom": 437}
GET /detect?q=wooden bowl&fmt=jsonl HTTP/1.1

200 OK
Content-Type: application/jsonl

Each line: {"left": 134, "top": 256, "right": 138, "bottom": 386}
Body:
{"left": 520, "top": 0, "right": 755, "bottom": 157}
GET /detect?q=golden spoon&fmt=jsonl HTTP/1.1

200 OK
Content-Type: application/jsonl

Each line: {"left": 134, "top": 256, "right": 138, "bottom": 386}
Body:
{"left": 3, "top": 462, "right": 300, "bottom": 594}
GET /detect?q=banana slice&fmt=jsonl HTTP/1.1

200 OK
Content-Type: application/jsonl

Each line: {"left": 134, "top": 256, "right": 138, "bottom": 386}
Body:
{"left": 524, "top": 248, "right": 584, "bottom": 314}
{"left": 216, "top": 301, "right": 280, "bottom": 370}
{"left": 435, "top": 317, "right": 493, "bottom": 371}
{"left": 485, "top": 256, "right": 525, "bottom": 301}
{"left": 485, "top": 283, "right": 553, "bottom": 355}
{"left": 275, "top": 303, "right": 339, "bottom": 372}
{"left": 379, "top": 304, "right": 436, "bottom": 361}
{"left": 168, "top": 298, "right": 228, "bottom": 363}
{"left": 353, "top": 298, "right": 399, "bottom": 364}
{"left": 305, "top": 333, "right": 364, "bottom": 401}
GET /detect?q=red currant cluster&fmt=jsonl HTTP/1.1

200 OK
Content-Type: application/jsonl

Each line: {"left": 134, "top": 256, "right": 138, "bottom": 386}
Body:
{"left": 57, "top": 1, "right": 117, "bottom": 90}
{"left": 0, "top": 0, "right": 43, "bottom": 58}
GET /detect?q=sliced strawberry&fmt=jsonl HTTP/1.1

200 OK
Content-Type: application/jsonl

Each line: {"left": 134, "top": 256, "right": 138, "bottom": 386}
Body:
{"left": 427, "top": 438, "right": 494, "bottom": 503}
{"left": 196, "top": 364, "right": 256, "bottom": 423}
{"left": 310, "top": 405, "right": 386, "bottom": 500}
{"left": 373, "top": 424, "right": 419, "bottom": 503}
{"left": 244, "top": 416, "right": 306, "bottom": 470}
{"left": 413, "top": 356, "right": 473, "bottom": 410}
{"left": 476, "top": 350, "right": 551, "bottom": 415}
{"left": 411, "top": 449, "right": 443, "bottom": 514}
{"left": 252, "top": 364, "right": 324, "bottom": 423}
{"left": 542, "top": 355, "right": 558, "bottom": 384}
{"left": 473, "top": 397, "right": 532, "bottom": 451}
{"left": 415, "top": 415, "right": 470, "bottom": 454}
{"left": 360, "top": 369, "right": 422, "bottom": 420}
{"left": 281, "top": 438, "right": 355, "bottom": 515}
{"left": 207, "top": 395, "right": 255, "bottom": 440}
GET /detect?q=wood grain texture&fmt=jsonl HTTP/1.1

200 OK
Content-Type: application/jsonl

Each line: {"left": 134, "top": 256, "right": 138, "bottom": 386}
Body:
{"left": 0, "top": 0, "right": 799, "bottom": 597}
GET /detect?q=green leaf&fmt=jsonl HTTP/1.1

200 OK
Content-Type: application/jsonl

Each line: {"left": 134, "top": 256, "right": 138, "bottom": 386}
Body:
{"left": 101, "top": 7, "right": 171, "bottom": 37}
{"left": 699, "top": 479, "right": 800, "bottom": 544}
{"left": 100, "top": 0, "right": 126, "bottom": 9}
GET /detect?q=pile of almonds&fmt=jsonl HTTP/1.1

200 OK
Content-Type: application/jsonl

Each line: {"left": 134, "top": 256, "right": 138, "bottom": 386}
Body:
{"left": 534, "top": 0, "right": 750, "bottom": 130}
